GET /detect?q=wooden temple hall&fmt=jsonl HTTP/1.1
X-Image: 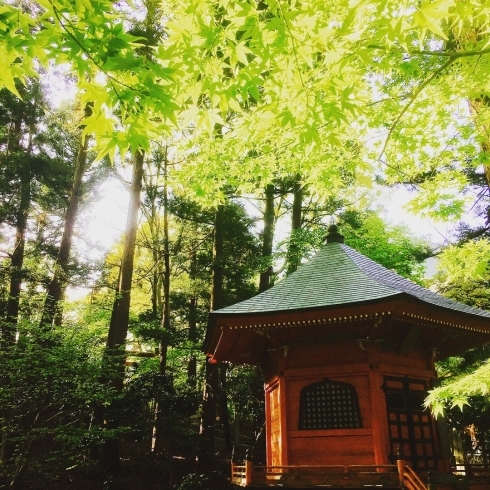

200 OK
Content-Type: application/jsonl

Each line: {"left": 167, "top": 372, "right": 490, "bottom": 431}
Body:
{"left": 204, "top": 225, "right": 490, "bottom": 490}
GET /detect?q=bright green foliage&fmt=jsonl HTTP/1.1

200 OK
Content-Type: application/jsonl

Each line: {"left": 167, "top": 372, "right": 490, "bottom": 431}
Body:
{"left": 428, "top": 361, "right": 490, "bottom": 417}
{"left": 426, "top": 345, "right": 490, "bottom": 459}
{"left": 0, "top": 321, "right": 117, "bottom": 485}
{"left": 437, "top": 238, "right": 490, "bottom": 283}
{"left": 3, "top": 0, "right": 490, "bottom": 208}
{"left": 339, "top": 210, "right": 431, "bottom": 281}
{"left": 426, "top": 240, "right": 490, "bottom": 419}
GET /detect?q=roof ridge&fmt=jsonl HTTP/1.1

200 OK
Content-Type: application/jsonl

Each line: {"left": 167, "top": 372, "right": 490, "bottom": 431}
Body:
{"left": 340, "top": 243, "right": 490, "bottom": 319}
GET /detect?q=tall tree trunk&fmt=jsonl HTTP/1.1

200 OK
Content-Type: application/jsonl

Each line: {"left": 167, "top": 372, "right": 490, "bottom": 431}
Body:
{"left": 286, "top": 176, "right": 303, "bottom": 276}
{"left": 259, "top": 184, "right": 276, "bottom": 293}
{"left": 3, "top": 168, "right": 30, "bottom": 347}
{"left": 1, "top": 117, "right": 30, "bottom": 464}
{"left": 1, "top": 160, "right": 30, "bottom": 465}
{"left": 160, "top": 147, "right": 171, "bottom": 372}
{"left": 152, "top": 146, "right": 171, "bottom": 455}
{"left": 219, "top": 364, "right": 233, "bottom": 453}
{"left": 187, "top": 251, "right": 197, "bottom": 386}
{"left": 100, "top": 149, "right": 144, "bottom": 474}
{"left": 255, "top": 184, "right": 279, "bottom": 461}
{"left": 39, "top": 103, "right": 92, "bottom": 329}
{"left": 200, "top": 204, "right": 224, "bottom": 460}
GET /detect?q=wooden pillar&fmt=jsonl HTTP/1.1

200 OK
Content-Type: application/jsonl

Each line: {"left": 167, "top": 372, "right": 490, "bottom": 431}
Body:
{"left": 265, "top": 375, "right": 288, "bottom": 467}
{"left": 265, "top": 379, "right": 273, "bottom": 467}
{"left": 245, "top": 450, "right": 253, "bottom": 485}
{"left": 368, "top": 348, "right": 389, "bottom": 466}
{"left": 396, "top": 447, "right": 406, "bottom": 487}
{"left": 278, "top": 375, "right": 289, "bottom": 466}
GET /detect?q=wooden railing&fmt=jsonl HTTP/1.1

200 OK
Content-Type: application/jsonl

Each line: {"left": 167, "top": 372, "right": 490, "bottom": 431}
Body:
{"left": 230, "top": 463, "right": 401, "bottom": 487}
{"left": 401, "top": 465, "right": 428, "bottom": 490}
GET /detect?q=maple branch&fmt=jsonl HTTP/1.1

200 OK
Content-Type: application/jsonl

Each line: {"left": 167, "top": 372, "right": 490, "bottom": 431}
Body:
{"left": 367, "top": 44, "right": 490, "bottom": 59}
{"left": 378, "top": 58, "right": 454, "bottom": 160}
{"left": 50, "top": 4, "right": 139, "bottom": 114}
{"left": 277, "top": 0, "right": 308, "bottom": 91}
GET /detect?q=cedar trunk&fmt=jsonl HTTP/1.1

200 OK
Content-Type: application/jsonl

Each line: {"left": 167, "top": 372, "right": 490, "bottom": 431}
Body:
{"left": 286, "top": 176, "right": 303, "bottom": 276}
{"left": 200, "top": 204, "right": 224, "bottom": 459}
{"left": 152, "top": 147, "right": 171, "bottom": 454}
{"left": 187, "top": 251, "right": 198, "bottom": 386}
{"left": 259, "top": 184, "right": 276, "bottom": 293}
{"left": 100, "top": 150, "right": 144, "bottom": 474}
{"left": 1, "top": 159, "right": 30, "bottom": 465}
{"left": 39, "top": 103, "right": 92, "bottom": 328}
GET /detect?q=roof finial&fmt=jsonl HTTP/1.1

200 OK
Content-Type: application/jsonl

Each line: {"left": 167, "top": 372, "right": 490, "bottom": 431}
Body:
{"left": 324, "top": 224, "right": 344, "bottom": 244}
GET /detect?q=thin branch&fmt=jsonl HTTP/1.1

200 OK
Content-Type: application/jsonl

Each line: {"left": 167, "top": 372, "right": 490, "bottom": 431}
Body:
{"left": 51, "top": 5, "right": 135, "bottom": 112}
{"left": 277, "top": 0, "right": 308, "bottom": 91}
{"left": 379, "top": 58, "right": 454, "bottom": 160}
{"left": 367, "top": 44, "right": 490, "bottom": 59}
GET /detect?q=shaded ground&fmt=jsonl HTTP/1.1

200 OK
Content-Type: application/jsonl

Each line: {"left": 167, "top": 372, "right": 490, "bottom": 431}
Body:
{"left": 0, "top": 440, "right": 233, "bottom": 490}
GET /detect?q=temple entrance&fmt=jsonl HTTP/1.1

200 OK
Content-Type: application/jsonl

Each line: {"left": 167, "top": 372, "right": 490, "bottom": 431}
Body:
{"left": 383, "top": 376, "right": 438, "bottom": 471}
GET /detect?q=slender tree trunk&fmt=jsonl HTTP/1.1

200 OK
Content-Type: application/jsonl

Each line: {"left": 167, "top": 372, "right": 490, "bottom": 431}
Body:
{"left": 100, "top": 149, "right": 144, "bottom": 474}
{"left": 219, "top": 364, "right": 233, "bottom": 453}
{"left": 286, "top": 176, "right": 303, "bottom": 276}
{"left": 39, "top": 103, "right": 92, "bottom": 329}
{"left": 259, "top": 184, "right": 276, "bottom": 293}
{"left": 152, "top": 146, "right": 171, "bottom": 455}
{"left": 3, "top": 170, "right": 30, "bottom": 347}
{"left": 160, "top": 147, "right": 171, "bottom": 371}
{"left": 255, "top": 184, "right": 279, "bottom": 461}
{"left": 187, "top": 252, "right": 197, "bottom": 386}
{"left": 200, "top": 204, "right": 224, "bottom": 460}
{"left": 1, "top": 119, "right": 30, "bottom": 464}
{"left": 1, "top": 164, "right": 30, "bottom": 465}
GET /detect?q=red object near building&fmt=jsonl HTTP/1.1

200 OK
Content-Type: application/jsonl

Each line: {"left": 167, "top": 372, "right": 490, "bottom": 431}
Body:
{"left": 205, "top": 225, "right": 490, "bottom": 489}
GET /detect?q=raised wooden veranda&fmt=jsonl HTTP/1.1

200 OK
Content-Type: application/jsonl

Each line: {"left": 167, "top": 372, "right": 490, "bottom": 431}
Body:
{"left": 230, "top": 462, "right": 425, "bottom": 489}
{"left": 231, "top": 461, "right": 490, "bottom": 490}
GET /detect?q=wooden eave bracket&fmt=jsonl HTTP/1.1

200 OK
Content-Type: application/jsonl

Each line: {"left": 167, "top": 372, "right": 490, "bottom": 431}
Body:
{"left": 399, "top": 324, "right": 423, "bottom": 355}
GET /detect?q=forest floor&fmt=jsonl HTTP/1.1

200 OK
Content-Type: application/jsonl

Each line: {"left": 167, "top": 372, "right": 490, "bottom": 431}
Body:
{"left": 1, "top": 440, "right": 233, "bottom": 490}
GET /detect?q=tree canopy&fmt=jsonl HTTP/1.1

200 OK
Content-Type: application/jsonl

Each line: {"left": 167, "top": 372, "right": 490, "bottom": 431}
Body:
{"left": 2, "top": 0, "right": 490, "bottom": 208}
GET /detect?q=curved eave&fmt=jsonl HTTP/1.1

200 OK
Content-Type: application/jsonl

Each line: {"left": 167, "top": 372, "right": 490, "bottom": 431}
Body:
{"left": 204, "top": 294, "right": 404, "bottom": 355}
{"left": 205, "top": 294, "right": 490, "bottom": 363}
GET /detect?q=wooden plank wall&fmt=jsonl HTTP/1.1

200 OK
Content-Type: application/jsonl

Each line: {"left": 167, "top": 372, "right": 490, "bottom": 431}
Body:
{"left": 265, "top": 339, "right": 440, "bottom": 469}
{"left": 283, "top": 342, "right": 376, "bottom": 465}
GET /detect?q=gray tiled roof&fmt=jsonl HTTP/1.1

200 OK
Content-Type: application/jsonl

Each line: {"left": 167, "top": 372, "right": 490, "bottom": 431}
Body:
{"left": 213, "top": 242, "right": 490, "bottom": 319}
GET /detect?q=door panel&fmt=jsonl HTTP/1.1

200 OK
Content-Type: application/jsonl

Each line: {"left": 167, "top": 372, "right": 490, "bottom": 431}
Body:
{"left": 383, "top": 376, "right": 438, "bottom": 470}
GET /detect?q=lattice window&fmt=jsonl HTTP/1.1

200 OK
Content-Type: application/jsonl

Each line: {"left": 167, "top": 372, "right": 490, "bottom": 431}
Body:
{"left": 298, "top": 378, "right": 363, "bottom": 430}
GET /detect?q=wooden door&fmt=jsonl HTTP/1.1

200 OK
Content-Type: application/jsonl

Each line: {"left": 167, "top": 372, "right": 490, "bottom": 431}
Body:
{"left": 383, "top": 376, "right": 438, "bottom": 470}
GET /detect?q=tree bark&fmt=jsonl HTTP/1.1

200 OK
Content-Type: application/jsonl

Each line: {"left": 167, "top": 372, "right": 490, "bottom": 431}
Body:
{"left": 286, "top": 176, "right": 303, "bottom": 276}
{"left": 160, "top": 147, "right": 171, "bottom": 371}
{"left": 1, "top": 158, "right": 30, "bottom": 465}
{"left": 100, "top": 149, "right": 144, "bottom": 474}
{"left": 39, "top": 103, "right": 92, "bottom": 329}
{"left": 259, "top": 184, "right": 276, "bottom": 293}
{"left": 219, "top": 364, "right": 233, "bottom": 453}
{"left": 3, "top": 165, "right": 30, "bottom": 347}
{"left": 187, "top": 251, "right": 197, "bottom": 387}
{"left": 200, "top": 204, "right": 224, "bottom": 460}
{"left": 1, "top": 114, "right": 30, "bottom": 464}
{"left": 152, "top": 146, "right": 171, "bottom": 455}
